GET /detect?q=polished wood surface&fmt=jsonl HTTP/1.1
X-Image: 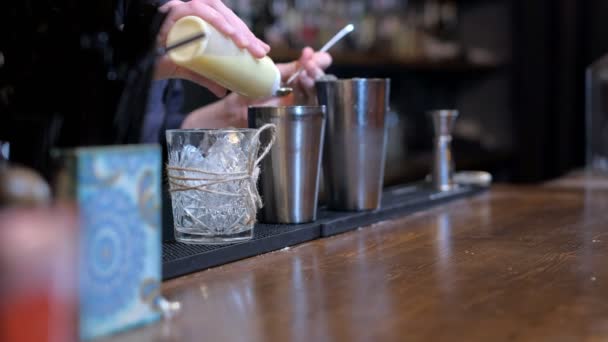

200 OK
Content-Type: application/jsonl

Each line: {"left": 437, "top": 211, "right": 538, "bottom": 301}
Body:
{"left": 544, "top": 169, "right": 608, "bottom": 190}
{"left": 105, "top": 183, "right": 608, "bottom": 341}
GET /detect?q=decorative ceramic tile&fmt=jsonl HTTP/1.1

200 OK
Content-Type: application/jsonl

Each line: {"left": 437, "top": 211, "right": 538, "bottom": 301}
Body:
{"left": 56, "top": 145, "right": 162, "bottom": 340}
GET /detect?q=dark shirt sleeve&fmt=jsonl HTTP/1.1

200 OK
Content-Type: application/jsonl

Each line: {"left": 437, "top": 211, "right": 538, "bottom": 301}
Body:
{"left": 163, "top": 80, "right": 187, "bottom": 131}
{"left": 116, "top": 0, "right": 184, "bottom": 144}
{"left": 141, "top": 79, "right": 187, "bottom": 144}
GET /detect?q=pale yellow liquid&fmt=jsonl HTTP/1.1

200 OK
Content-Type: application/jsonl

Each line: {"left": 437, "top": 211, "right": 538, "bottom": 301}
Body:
{"left": 167, "top": 16, "right": 280, "bottom": 99}
{"left": 177, "top": 54, "right": 279, "bottom": 99}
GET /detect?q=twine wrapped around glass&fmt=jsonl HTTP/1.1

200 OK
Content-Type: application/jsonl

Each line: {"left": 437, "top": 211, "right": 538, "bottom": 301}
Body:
{"left": 166, "top": 125, "right": 276, "bottom": 245}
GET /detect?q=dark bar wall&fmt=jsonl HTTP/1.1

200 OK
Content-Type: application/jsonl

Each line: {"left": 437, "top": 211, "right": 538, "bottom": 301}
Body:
{"left": 511, "top": 0, "right": 608, "bottom": 182}
{"left": 511, "top": 0, "right": 583, "bottom": 182}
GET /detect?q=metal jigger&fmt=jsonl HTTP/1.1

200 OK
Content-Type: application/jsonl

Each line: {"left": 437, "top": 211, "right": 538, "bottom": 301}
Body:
{"left": 428, "top": 110, "right": 459, "bottom": 191}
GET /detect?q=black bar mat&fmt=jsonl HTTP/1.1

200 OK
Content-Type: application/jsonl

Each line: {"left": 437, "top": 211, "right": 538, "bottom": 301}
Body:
{"left": 320, "top": 183, "right": 485, "bottom": 237}
{"left": 162, "top": 182, "right": 487, "bottom": 280}
{"left": 163, "top": 221, "right": 321, "bottom": 280}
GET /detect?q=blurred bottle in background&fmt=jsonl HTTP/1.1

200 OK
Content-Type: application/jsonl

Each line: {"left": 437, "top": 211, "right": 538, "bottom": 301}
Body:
{"left": 0, "top": 206, "right": 78, "bottom": 342}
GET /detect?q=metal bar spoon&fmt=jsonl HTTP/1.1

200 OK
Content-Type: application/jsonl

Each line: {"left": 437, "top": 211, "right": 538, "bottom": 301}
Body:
{"left": 275, "top": 23, "right": 355, "bottom": 97}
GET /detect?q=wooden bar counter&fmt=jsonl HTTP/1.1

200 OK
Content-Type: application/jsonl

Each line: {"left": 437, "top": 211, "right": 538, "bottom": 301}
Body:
{"left": 105, "top": 174, "right": 608, "bottom": 341}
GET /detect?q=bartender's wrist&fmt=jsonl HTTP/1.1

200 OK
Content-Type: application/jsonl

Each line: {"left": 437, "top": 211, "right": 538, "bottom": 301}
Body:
{"left": 222, "top": 93, "right": 249, "bottom": 127}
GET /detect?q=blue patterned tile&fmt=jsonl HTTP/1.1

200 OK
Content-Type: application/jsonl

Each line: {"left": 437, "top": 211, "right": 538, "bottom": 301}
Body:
{"left": 61, "top": 145, "right": 162, "bottom": 340}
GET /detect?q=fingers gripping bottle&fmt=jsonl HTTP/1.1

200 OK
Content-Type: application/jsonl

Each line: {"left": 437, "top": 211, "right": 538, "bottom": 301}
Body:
{"left": 166, "top": 16, "right": 281, "bottom": 99}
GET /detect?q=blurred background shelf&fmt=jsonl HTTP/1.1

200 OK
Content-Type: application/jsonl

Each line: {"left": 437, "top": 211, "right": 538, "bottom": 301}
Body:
{"left": 270, "top": 48, "right": 504, "bottom": 72}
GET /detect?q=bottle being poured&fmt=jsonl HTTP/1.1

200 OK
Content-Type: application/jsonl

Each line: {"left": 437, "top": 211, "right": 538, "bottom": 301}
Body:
{"left": 166, "top": 16, "right": 283, "bottom": 99}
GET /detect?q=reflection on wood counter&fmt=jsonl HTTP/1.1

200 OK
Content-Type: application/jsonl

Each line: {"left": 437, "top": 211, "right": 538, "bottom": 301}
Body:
{"left": 103, "top": 184, "right": 608, "bottom": 341}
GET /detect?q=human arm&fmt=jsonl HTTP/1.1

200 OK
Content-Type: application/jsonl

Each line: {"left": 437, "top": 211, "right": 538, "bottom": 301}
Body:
{"left": 180, "top": 47, "right": 333, "bottom": 129}
{"left": 154, "top": 0, "right": 270, "bottom": 97}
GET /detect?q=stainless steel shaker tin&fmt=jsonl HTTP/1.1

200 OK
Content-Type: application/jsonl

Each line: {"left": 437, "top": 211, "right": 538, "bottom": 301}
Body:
{"left": 316, "top": 78, "right": 391, "bottom": 211}
{"left": 248, "top": 106, "right": 326, "bottom": 224}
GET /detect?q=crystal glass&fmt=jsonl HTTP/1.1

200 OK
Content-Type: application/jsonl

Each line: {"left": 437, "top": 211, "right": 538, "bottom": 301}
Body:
{"left": 166, "top": 129, "right": 263, "bottom": 244}
{"left": 587, "top": 55, "right": 608, "bottom": 173}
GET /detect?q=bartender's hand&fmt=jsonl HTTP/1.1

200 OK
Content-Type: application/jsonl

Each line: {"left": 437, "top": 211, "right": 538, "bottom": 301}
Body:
{"left": 181, "top": 47, "right": 332, "bottom": 129}
{"left": 155, "top": 0, "right": 271, "bottom": 97}
{"left": 275, "top": 47, "right": 333, "bottom": 102}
